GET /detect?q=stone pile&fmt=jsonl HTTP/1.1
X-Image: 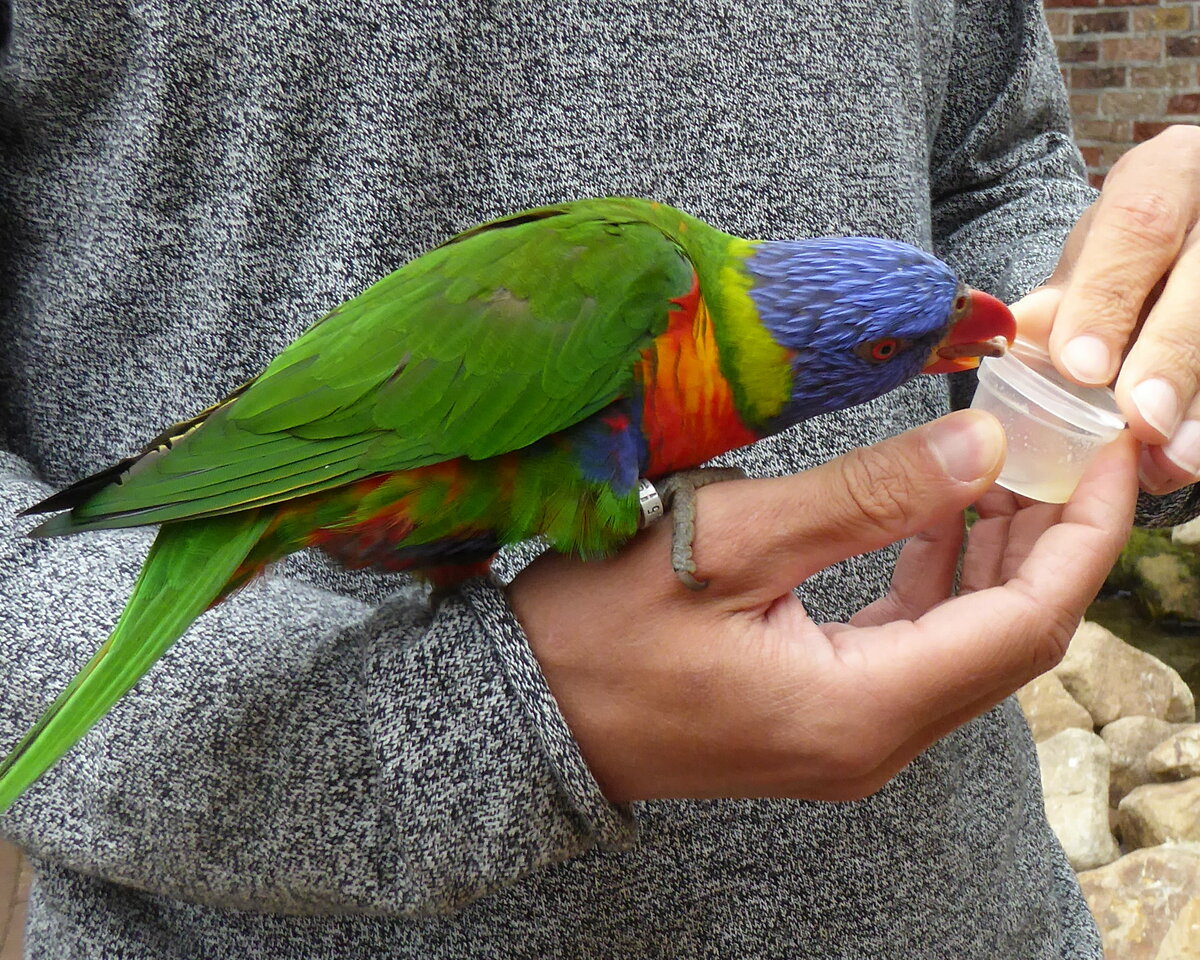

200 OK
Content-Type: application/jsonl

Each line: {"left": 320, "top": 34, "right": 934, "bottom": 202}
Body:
{"left": 1019, "top": 619, "right": 1200, "bottom": 959}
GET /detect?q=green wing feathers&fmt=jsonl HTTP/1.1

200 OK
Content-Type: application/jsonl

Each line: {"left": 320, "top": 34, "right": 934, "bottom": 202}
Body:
{"left": 33, "top": 202, "right": 697, "bottom": 535}
{"left": 0, "top": 511, "right": 271, "bottom": 813}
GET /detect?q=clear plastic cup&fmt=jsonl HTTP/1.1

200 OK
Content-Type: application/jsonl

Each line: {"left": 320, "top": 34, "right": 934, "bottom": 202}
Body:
{"left": 970, "top": 340, "right": 1126, "bottom": 503}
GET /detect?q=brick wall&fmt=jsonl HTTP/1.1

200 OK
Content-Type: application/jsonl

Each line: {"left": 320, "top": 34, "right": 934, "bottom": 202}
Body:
{"left": 1044, "top": 0, "right": 1200, "bottom": 185}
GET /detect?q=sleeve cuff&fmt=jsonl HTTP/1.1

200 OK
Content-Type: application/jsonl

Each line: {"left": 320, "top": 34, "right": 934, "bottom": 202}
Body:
{"left": 460, "top": 577, "right": 637, "bottom": 851}
{"left": 1134, "top": 485, "right": 1200, "bottom": 529}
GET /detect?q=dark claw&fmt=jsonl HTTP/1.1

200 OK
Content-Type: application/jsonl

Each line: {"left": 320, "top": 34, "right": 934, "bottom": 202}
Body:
{"left": 675, "top": 568, "right": 709, "bottom": 591}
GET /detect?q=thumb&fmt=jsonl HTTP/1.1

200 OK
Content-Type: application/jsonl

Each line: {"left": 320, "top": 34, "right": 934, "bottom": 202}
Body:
{"left": 689, "top": 409, "right": 1007, "bottom": 605}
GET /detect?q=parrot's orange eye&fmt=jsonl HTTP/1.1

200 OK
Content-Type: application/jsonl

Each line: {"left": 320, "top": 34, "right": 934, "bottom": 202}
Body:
{"left": 856, "top": 337, "right": 904, "bottom": 363}
{"left": 954, "top": 295, "right": 968, "bottom": 313}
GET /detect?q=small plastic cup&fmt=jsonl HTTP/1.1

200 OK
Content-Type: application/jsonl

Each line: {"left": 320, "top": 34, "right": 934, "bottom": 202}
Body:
{"left": 970, "top": 340, "right": 1126, "bottom": 503}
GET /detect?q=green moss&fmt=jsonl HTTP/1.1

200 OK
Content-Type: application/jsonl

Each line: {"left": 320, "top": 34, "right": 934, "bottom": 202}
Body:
{"left": 1093, "top": 527, "right": 1200, "bottom": 701}
{"left": 1106, "top": 527, "right": 1200, "bottom": 622}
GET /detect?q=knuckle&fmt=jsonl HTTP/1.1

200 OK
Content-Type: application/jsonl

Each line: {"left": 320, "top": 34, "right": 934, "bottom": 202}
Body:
{"left": 837, "top": 445, "right": 917, "bottom": 532}
{"left": 1105, "top": 190, "right": 1182, "bottom": 251}
{"left": 1142, "top": 330, "right": 1200, "bottom": 391}
{"left": 1028, "top": 630, "right": 1071, "bottom": 679}
{"left": 1158, "top": 123, "right": 1200, "bottom": 156}
{"left": 1071, "top": 276, "right": 1141, "bottom": 333}
{"left": 1009, "top": 586, "right": 1080, "bottom": 675}
{"left": 1040, "top": 610, "right": 1082, "bottom": 667}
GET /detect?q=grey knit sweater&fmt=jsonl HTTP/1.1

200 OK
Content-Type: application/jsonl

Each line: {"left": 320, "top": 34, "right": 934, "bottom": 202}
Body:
{"left": 2, "top": 1, "right": 1196, "bottom": 957}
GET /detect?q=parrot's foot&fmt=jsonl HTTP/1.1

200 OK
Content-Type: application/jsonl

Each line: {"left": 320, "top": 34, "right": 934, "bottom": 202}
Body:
{"left": 651, "top": 467, "right": 748, "bottom": 590}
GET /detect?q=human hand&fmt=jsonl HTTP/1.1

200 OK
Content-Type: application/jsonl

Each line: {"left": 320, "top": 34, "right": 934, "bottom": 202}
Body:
{"left": 507, "top": 411, "right": 1137, "bottom": 804}
{"left": 1011, "top": 125, "right": 1200, "bottom": 495}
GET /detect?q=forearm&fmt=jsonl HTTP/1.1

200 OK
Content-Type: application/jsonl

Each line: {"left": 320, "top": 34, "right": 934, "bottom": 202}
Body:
{"left": 0, "top": 453, "right": 629, "bottom": 915}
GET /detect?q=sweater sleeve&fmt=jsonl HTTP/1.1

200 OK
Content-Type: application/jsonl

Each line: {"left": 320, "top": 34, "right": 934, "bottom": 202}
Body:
{"left": 933, "top": 0, "right": 1200, "bottom": 528}
{"left": 0, "top": 452, "right": 632, "bottom": 916}
{"left": 928, "top": 0, "right": 1090, "bottom": 302}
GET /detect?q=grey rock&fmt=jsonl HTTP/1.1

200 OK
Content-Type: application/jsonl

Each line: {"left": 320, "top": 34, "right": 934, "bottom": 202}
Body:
{"left": 1103, "top": 717, "right": 1181, "bottom": 806}
{"left": 1171, "top": 516, "right": 1200, "bottom": 549}
{"left": 1036, "top": 728, "right": 1120, "bottom": 870}
{"left": 1016, "top": 672, "right": 1093, "bottom": 742}
{"left": 1055, "top": 622, "right": 1195, "bottom": 728}
{"left": 1148, "top": 726, "right": 1200, "bottom": 782}
{"left": 1119, "top": 779, "right": 1200, "bottom": 850}
{"left": 1153, "top": 893, "right": 1200, "bottom": 959}
{"left": 1077, "top": 844, "right": 1200, "bottom": 960}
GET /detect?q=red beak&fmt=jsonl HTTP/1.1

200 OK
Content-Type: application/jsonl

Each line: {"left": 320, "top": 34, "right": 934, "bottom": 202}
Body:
{"left": 921, "top": 289, "right": 1017, "bottom": 374}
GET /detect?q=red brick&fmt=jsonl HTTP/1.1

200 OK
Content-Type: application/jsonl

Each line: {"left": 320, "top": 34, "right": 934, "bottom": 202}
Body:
{"left": 1102, "top": 0, "right": 1158, "bottom": 6}
{"left": 1080, "top": 145, "right": 1103, "bottom": 165}
{"left": 1167, "top": 35, "right": 1200, "bottom": 58}
{"left": 1089, "top": 171, "right": 1107, "bottom": 189}
{"left": 1046, "top": 0, "right": 1101, "bottom": 7}
{"left": 1133, "top": 121, "right": 1173, "bottom": 142}
{"left": 1101, "top": 36, "right": 1161, "bottom": 62}
{"left": 1100, "top": 89, "right": 1166, "bottom": 116}
{"left": 1071, "top": 66, "right": 1126, "bottom": 87}
{"left": 1131, "top": 7, "right": 1190, "bottom": 31}
{"left": 1167, "top": 92, "right": 1200, "bottom": 115}
{"left": 1100, "top": 142, "right": 1130, "bottom": 166}
{"left": 1073, "top": 10, "right": 1129, "bottom": 33}
{"left": 1045, "top": 10, "right": 1071, "bottom": 35}
{"left": 1073, "top": 117, "right": 1132, "bottom": 140}
{"left": 1071, "top": 92, "right": 1101, "bottom": 115}
{"left": 1130, "top": 64, "right": 1198, "bottom": 89}
{"left": 1057, "top": 39, "right": 1100, "bottom": 62}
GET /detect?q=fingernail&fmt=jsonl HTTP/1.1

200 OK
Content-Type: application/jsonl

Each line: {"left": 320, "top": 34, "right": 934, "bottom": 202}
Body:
{"left": 1163, "top": 419, "right": 1200, "bottom": 476}
{"left": 1137, "top": 447, "right": 1172, "bottom": 494}
{"left": 928, "top": 411, "right": 1005, "bottom": 482}
{"left": 1130, "top": 378, "right": 1181, "bottom": 438}
{"left": 1061, "top": 335, "right": 1113, "bottom": 384}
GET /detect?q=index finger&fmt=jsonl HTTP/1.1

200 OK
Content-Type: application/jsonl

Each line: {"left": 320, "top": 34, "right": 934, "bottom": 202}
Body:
{"left": 1049, "top": 145, "right": 1194, "bottom": 387}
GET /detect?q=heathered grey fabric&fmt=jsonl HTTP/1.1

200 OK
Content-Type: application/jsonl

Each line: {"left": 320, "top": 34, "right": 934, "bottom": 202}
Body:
{"left": 2, "top": 0, "right": 1198, "bottom": 957}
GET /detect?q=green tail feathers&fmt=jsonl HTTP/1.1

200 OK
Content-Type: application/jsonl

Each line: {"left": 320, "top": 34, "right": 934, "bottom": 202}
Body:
{"left": 0, "top": 510, "right": 271, "bottom": 814}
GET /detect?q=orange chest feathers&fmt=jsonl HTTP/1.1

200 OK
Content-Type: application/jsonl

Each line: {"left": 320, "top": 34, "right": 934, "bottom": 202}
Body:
{"left": 635, "top": 277, "right": 760, "bottom": 477}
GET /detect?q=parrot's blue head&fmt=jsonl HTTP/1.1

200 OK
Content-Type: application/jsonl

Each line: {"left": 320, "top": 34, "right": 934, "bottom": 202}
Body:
{"left": 745, "top": 237, "right": 1015, "bottom": 427}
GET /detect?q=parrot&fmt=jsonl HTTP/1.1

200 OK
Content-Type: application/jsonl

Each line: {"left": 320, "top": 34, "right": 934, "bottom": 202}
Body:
{"left": 0, "top": 196, "right": 1016, "bottom": 814}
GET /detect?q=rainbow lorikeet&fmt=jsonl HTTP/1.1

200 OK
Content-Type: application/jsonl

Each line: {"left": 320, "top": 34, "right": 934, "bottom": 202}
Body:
{"left": 0, "top": 197, "right": 1015, "bottom": 813}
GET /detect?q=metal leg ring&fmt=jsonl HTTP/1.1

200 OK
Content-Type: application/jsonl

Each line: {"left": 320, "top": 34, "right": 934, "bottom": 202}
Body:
{"left": 637, "top": 478, "right": 664, "bottom": 528}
